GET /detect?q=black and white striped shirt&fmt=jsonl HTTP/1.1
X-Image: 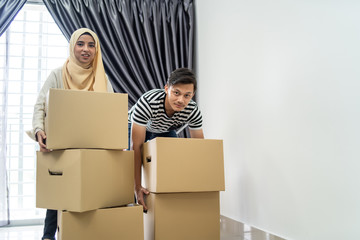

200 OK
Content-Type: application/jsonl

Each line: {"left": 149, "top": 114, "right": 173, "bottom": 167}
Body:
{"left": 128, "top": 89, "right": 203, "bottom": 133}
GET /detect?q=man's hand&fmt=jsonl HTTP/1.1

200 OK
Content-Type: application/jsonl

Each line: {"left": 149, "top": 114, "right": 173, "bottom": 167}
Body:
{"left": 36, "top": 130, "right": 51, "bottom": 152}
{"left": 136, "top": 186, "right": 150, "bottom": 212}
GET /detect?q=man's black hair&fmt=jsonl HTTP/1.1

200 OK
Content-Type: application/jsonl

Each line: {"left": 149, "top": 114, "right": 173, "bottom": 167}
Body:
{"left": 167, "top": 68, "right": 197, "bottom": 92}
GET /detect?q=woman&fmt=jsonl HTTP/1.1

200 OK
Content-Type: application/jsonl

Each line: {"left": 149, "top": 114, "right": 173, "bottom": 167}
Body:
{"left": 28, "top": 28, "right": 113, "bottom": 240}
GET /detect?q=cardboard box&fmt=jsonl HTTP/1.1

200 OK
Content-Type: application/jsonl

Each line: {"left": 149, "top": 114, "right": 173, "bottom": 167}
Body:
{"left": 58, "top": 204, "right": 144, "bottom": 240}
{"left": 144, "top": 192, "right": 220, "bottom": 240}
{"left": 142, "top": 137, "right": 225, "bottom": 192}
{"left": 45, "top": 88, "right": 128, "bottom": 150}
{"left": 36, "top": 149, "right": 134, "bottom": 212}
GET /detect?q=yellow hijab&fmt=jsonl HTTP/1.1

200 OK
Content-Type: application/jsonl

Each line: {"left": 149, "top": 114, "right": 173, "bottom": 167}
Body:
{"left": 62, "top": 28, "right": 107, "bottom": 92}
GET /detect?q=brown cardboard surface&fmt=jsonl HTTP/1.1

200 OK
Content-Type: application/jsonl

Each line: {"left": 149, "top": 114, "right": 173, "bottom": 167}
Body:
{"left": 45, "top": 88, "right": 128, "bottom": 150}
{"left": 58, "top": 204, "right": 144, "bottom": 240}
{"left": 142, "top": 137, "right": 225, "bottom": 192}
{"left": 144, "top": 192, "right": 220, "bottom": 240}
{"left": 36, "top": 149, "right": 134, "bottom": 212}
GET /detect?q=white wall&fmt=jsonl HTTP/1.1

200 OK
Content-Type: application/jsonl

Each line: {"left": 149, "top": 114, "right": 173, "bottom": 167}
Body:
{"left": 196, "top": 1, "right": 360, "bottom": 239}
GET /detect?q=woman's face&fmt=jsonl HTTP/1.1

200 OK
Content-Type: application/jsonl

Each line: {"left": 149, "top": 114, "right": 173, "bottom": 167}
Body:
{"left": 74, "top": 34, "right": 96, "bottom": 65}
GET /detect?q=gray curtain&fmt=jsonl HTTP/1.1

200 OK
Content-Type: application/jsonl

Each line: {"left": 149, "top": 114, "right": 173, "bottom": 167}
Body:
{"left": 0, "top": 0, "right": 27, "bottom": 227}
{"left": 0, "top": 0, "right": 27, "bottom": 36}
{"left": 42, "top": 0, "right": 195, "bottom": 108}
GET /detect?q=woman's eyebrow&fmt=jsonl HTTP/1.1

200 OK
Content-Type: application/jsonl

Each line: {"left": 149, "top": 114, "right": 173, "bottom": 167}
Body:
{"left": 76, "top": 40, "right": 95, "bottom": 44}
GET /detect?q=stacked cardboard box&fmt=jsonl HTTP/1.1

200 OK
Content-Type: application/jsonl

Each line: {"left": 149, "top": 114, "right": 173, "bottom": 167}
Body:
{"left": 36, "top": 89, "right": 144, "bottom": 240}
{"left": 142, "top": 137, "right": 225, "bottom": 240}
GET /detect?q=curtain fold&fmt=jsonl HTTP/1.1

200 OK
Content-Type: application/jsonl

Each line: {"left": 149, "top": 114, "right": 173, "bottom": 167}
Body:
{"left": 42, "top": 0, "right": 195, "bottom": 108}
{"left": 0, "top": 0, "right": 27, "bottom": 36}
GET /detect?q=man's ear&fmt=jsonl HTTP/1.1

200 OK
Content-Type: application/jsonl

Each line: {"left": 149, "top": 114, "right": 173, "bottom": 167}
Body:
{"left": 164, "top": 84, "right": 169, "bottom": 93}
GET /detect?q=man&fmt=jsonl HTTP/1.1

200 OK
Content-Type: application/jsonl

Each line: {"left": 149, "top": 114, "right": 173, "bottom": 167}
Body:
{"left": 128, "top": 68, "right": 204, "bottom": 211}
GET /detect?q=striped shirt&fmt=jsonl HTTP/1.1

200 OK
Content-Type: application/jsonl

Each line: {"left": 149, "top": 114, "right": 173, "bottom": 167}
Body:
{"left": 128, "top": 89, "right": 203, "bottom": 133}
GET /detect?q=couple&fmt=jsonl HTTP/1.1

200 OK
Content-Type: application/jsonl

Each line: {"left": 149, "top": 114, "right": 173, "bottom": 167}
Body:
{"left": 29, "top": 28, "right": 204, "bottom": 240}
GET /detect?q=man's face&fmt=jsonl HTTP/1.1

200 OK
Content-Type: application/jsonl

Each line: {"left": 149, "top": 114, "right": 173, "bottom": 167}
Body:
{"left": 164, "top": 83, "right": 194, "bottom": 114}
{"left": 74, "top": 34, "right": 96, "bottom": 65}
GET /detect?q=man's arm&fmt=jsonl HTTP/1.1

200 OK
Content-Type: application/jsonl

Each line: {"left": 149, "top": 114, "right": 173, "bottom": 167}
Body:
{"left": 190, "top": 129, "right": 204, "bottom": 138}
{"left": 130, "top": 122, "right": 150, "bottom": 211}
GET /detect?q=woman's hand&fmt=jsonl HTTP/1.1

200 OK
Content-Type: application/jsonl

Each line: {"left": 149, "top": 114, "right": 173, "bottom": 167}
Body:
{"left": 36, "top": 130, "right": 51, "bottom": 152}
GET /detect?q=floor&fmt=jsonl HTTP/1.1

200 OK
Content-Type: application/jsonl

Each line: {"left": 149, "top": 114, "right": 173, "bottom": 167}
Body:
{"left": 220, "top": 215, "right": 286, "bottom": 240}
{"left": 0, "top": 216, "right": 286, "bottom": 240}
{"left": 0, "top": 225, "right": 43, "bottom": 240}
